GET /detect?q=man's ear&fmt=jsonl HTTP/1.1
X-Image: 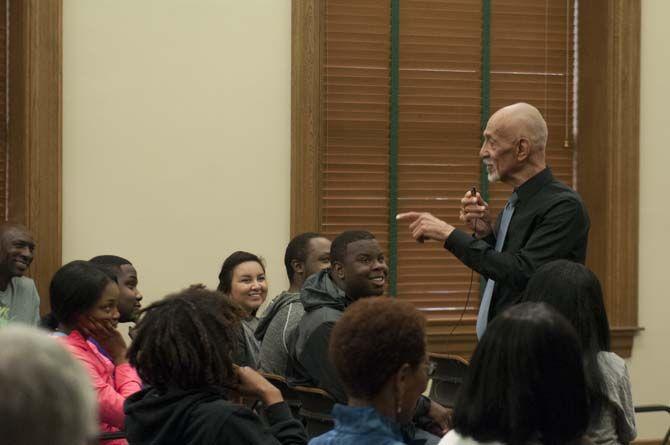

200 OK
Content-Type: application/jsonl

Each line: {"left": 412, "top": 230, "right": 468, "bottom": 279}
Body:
{"left": 517, "top": 137, "right": 531, "bottom": 161}
{"left": 332, "top": 261, "right": 345, "bottom": 280}
{"left": 290, "top": 259, "right": 304, "bottom": 276}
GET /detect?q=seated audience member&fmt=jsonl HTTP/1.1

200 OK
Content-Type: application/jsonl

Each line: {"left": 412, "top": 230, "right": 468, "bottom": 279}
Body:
{"left": 0, "top": 223, "right": 40, "bottom": 326}
{"left": 124, "top": 286, "right": 308, "bottom": 445}
{"left": 0, "top": 325, "right": 97, "bottom": 445}
{"left": 310, "top": 297, "right": 432, "bottom": 445}
{"left": 439, "top": 302, "right": 589, "bottom": 445}
{"left": 523, "top": 260, "right": 636, "bottom": 445}
{"left": 50, "top": 260, "right": 142, "bottom": 445}
{"left": 90, "top": 255, "right": 143, "bottom": 334}
{"left": 288, "top": 230, "right": 448, "bottom": 443}
{"left": 256, "top": 232, "right": 331, "bottom": 375}
{"left": 218, "top": 251, "right": 268, "bottom": 368}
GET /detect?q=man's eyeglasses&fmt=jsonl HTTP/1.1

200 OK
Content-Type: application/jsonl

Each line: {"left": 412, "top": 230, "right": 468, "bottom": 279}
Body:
{"left": 427, "top": 361, "right": 437, "bottom": 378}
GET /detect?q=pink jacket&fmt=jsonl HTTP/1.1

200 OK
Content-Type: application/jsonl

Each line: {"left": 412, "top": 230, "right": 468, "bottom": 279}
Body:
{"left": 59, "top": 330, "right": 141, "bottom": 445}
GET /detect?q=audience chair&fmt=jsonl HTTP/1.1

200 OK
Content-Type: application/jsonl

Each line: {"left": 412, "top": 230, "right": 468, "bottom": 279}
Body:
{"left": 294, "top": 385, "right": 336, "bottom": 439}
{"left": 635, "top": 405, "right": 670, "bottom": 445}
{"left": 428, "top": 353, "right": 470, "bottom": 408}
{"left": 261, "top": 372, "right": 302, "bottom": 419}
{"left": 98, "top": 431, "right": 126, "bottom": 442}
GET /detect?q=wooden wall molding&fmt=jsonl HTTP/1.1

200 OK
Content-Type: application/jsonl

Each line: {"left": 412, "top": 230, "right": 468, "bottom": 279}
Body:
{"left": 7, "top": 0, "right": 62, "bottom": 311}
{"left": 290, "top": 0, "right": 324, "bottom": 237}
{"left": 578, "top": 0, "right": 641, "bottom": 349}
{"left": 426, "top": 322, "right": 639, "bottom": 359}
{"left": 291, "top": 0, "right": 642, "bottom": 354}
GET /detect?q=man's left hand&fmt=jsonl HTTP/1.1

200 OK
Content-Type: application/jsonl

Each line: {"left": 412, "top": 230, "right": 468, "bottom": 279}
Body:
{"left": 396, "top": 212, "right": 455, "bottom": 242}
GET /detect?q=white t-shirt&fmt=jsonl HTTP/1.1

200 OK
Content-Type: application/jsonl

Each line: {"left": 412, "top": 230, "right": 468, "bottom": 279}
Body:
{"left": 439, "top": 430, "right": 504, "bottom": 445}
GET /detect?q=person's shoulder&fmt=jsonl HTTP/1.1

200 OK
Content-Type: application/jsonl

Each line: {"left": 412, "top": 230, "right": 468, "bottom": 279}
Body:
{"left": 597, "top": 351, "right": 627, "bottom": 378}
{"left": 11, "top": 276, "right": 38, "bottom": 294}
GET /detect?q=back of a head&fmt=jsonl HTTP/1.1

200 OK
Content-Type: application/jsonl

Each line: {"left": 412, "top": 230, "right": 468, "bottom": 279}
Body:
{"left": 329, "top": 297, "right": 425, "bottom": 399}
{"left": 0, "top": 325, "right": 97, "bottom": 445}
{"left": 330, "top": 230, "right": 375, "bottom": 266}
{"left": 49, "top": 260, "right": 114, "bottom": 326}
{"left": 128, "top": 286, "right": 245, "bottom": 391}
{"left": 453, "top": 302, "right": 589, "bottom": 445}
{"left": 523, "top": 259, "right": 610, "bottom": 353}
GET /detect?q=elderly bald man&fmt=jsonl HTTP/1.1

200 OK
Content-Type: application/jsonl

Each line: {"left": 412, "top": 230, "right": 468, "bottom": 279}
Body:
{"left": 398, "top": 103, "right": 590, "bottom": 337}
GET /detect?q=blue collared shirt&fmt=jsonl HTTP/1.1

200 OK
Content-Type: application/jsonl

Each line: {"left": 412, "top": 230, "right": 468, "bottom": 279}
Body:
{"left": 309, "top": 404, "right": 406, "bottom": 445}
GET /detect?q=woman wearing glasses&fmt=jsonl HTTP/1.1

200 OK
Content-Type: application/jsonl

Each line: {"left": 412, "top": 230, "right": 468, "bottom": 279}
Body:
{"left": 309, "top": 297, "right": 436, "bottom": 445}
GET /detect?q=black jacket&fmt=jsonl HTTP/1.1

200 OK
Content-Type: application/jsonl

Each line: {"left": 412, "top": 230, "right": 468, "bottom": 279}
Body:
{"left": 287, "top": 269, "right": 348, "bottom": 402}
{"left": 445, "top": 168, "right": 590, "bottom": 320}
{"left": 286, "top": 270, "right": 431, "bottom": 420}
{"left": 124, "top": 386, "right": 307, "bottom": 445}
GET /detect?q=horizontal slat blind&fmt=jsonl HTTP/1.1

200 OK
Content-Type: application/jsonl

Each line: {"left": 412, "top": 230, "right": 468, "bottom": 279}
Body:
{"left": 397, "top": 0, "right": 482, "bottom": 326}
{"left": 320, "top": 0, "right": 391, "bottom": 251}
{"left": 488, "top": 0, "right": 575, "bottom": 216}
{"left": 318, "top": 0, "right": 576, "bottom": 348}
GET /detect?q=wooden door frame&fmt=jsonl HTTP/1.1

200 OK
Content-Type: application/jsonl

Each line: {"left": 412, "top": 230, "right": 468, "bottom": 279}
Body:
{"left": 7, "top": 0, "right": 62, "bottom": 312}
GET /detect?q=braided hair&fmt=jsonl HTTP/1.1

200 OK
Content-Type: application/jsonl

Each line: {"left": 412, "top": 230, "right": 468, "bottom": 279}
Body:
{"left": 128, "top": 286, "right": 245, "bottom": 391}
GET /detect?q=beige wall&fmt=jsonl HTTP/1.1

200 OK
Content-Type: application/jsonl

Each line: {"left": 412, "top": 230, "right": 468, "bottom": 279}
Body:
{"left": 627, "top": 0, "right": 670, "bottom": 439}
{"left": 64, "top": 0, "right": 669, "bottom": 439}
{"left": 63, "top": 0, "right": 293, "bottom": 302}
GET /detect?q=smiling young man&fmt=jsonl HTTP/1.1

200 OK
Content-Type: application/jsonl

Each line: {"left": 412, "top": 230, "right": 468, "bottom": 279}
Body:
{"left": 89, "top": 255, "right": 143, "bottom": 335}
{"left": 288, "top": 230, "right": 388, "bottom": 401}
{"left": 0, "top": 224, "right": 40, "bottom": 327}
{"left": 398, "top": 102, "right": 590, "bottom": 337}
{"left": 287, "top": 231, "right": 449, "bottom": 444}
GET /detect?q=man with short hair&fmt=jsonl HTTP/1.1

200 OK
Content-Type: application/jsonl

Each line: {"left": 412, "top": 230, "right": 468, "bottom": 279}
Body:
{"left": 398, "top": 102, "right": 590, "bottom": 337}
{"left": 0, "top": 224, "right": 40, "bottom": 326}
{"left": 255, "top": 232, "right": 331, "bottom": 375}
{"left": 288, "top": 230, "right": 448, "bottom": 442}
{"left": 89, "top": 255, "right": 143, "bottom": 324}
{"left": 0, "top": 325, "right": 97, "bottom": 445}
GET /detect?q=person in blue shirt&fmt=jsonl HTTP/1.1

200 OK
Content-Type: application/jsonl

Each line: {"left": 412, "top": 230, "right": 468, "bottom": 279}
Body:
{"left": 309, "top": 297, "right": 436, "bottom": 445}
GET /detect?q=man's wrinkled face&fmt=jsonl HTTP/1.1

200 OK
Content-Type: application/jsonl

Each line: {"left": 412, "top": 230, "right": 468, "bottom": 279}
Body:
{"left": 339, "top": 239, "right": 388, "bottom": 300}
{"left": 0, "top": 228, "right": 35, "bottom": 277}
{"left": 479, "top": 113, "right": 520, "bottom": 184}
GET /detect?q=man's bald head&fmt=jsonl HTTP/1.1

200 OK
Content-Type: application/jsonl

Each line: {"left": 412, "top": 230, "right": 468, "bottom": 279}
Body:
{"left": 489, "top": 102, "right": 548, "bottom": 154}
{"left": 480, "top": 103, "right": 548, "bottom": 187}
{"left": 0, "top": 223, "right": 35, "bottom": 278}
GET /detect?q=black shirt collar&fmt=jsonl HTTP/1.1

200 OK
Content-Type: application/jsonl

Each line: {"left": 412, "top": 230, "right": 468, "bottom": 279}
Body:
{"left": 514, "top": 167, "right": 553, "bottom": 203}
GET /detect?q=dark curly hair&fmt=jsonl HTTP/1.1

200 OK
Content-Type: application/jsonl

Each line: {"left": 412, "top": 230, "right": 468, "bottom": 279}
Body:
{"left": 329, "top": 297, "right": 426, "bottom": 399}
{"left": 128, "top": 286, "right": 245, "bottom": 391}
{"left": 216, "top": 251, "right": 265, "bottom": 295}
{"left": 453, "top": 302, "right": 589, "bottom": 445}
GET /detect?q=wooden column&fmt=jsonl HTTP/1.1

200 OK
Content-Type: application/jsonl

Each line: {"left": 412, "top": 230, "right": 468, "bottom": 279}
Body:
{"left": 7, "top": 0, "right": 62, "bottom": 312}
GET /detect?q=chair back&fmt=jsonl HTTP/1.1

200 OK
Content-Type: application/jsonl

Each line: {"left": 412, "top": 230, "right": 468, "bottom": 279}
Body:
{"left": 428, "top": 353, "right": 469, "bottom": 408}
{"left": 261, "top": 372, "right": 302, "bottom": 419}
{"left": 294, "top": 385, "right": 336, "bottom": 439}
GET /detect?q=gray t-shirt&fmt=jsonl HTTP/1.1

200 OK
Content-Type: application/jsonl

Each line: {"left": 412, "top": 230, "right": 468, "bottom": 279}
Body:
{"left": 0, "top": 276, "right": 40, "bottom": 327}
{"left": 587, "top": 351, "right": 637, "bottom": 445}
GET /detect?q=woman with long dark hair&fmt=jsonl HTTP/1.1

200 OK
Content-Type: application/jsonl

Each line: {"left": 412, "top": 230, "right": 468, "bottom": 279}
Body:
{"left": 523, "top": 260, "right": 636, "bottom": 445}
{"left": 440, "top": 302, "right": 590, "bottom": 445}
